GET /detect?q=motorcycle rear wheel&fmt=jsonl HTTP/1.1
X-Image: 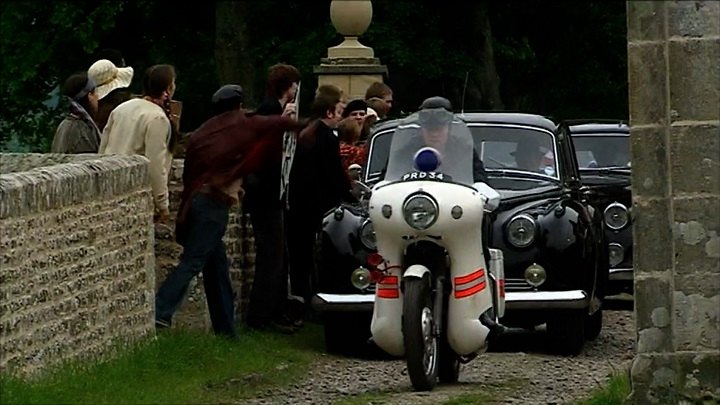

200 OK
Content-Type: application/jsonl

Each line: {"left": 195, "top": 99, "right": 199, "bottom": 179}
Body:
{"left": 403, "top": 276, "right": 439, "bottom": 391}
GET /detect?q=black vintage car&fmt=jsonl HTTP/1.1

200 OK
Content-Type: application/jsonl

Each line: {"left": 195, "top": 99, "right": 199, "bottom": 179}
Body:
{"left": 566, "top": 120, "right": 632, "bottom": 296}
{"left": 311, "top": 113, "right": 609, "bottom": 355}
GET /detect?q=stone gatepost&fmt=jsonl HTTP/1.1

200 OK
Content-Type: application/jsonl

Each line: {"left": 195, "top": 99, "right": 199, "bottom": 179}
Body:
{"left": 313, "top": 0, "right": 388, "bottom": 100}
{"left": 626, "top": 1, "right": 719, "bottom": 403}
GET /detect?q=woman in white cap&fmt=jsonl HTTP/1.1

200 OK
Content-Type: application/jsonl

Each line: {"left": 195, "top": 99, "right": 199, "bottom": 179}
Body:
{"left": 51, "top": 72, "right": 101, "bottom": 154}
{"left": 88, "top": 59, "right": 134, "bottom": 131}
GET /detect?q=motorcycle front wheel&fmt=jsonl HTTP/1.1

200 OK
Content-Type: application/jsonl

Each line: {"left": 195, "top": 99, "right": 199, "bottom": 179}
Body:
{"left": 403, "top": 276, "right": 438, "bottom": 391}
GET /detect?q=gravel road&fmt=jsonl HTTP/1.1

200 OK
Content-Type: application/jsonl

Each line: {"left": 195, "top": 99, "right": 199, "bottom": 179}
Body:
{"left": 246, "top": 306, "right": 635, "bottom": 405}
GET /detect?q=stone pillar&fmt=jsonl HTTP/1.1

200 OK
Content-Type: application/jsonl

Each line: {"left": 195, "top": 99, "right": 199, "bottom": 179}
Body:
{"left": 313, "top": 0, "right": 388, "bottom": 100}
{"left": 627, "top": 1, "right": 720, "bottom": 403}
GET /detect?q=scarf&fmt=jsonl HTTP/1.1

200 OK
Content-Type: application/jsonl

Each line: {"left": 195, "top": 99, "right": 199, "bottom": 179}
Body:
{"left": 67, "top": 97, "right": 101, "bottom": 144}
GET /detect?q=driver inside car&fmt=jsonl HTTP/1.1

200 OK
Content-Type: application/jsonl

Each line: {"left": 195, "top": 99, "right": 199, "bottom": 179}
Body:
{"left": 414, "top": 96, "right": 489, "bottom": 183}
{"left": 511, "top": 141, "right": 547, "bottom": 172}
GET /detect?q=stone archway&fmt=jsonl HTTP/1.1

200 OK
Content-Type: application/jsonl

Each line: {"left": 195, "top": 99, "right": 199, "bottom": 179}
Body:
{"left": 626, "top": 1, "right": 719, "bottom": 403}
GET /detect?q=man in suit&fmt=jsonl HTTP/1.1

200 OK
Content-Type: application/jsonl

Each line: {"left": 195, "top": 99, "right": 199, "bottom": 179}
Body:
{"left": 286, "top": 91, "right": 355, "bottom": 326}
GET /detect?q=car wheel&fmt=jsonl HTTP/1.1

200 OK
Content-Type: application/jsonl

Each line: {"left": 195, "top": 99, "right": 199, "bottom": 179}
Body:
{"left": 546, "top": 310, "right": 585, "bottom": 356}
{"left": 584, "top": 308, "right": 603, "bottom": 341}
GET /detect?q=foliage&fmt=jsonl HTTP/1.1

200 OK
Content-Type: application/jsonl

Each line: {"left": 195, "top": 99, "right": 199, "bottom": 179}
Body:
{"left": 0, "top": 1, "right": 126, "bottom": 152}
{"left": 0, "top": 0, "right": 628, "bottom": 152}
{"left": 0, "top": 325, "right": 324, "bottom": 404}
{"left": 578, "top": 372, "right": 632, "bottom": 405}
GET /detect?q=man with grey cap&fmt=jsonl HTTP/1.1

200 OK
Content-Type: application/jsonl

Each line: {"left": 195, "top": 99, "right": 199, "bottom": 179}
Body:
{"left": 211, "top": 84, "right": 244, "bottom": 116}
{"left": 154, "top": 83, "right": 308, "bottom": 338}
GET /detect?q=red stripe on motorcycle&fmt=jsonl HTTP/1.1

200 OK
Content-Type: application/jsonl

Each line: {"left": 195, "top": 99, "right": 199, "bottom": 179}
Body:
{"left": 499, "top": 279, "right": 506, "bottom": 298}
{"left": 454, "top": 269, "right": 485, "bottom": 286}
{"left": 380, "top": 275, "right": 398, "bottom": 285}
{"left": 454, "top": 281, "right": 486, "bottom": 299}
{"left": 377, "top": 287, "right": 399, "bottom": 299}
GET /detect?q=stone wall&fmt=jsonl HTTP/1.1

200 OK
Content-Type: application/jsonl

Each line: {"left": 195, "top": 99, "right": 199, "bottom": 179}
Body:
{"left": 153, "top": 159, "right": 256, "bottom": 330}
{"left": 627, "top": 1, "right": 720, "bottom": 403}
{"left": 0, "top": 153, "right": 155, "bottom": 377}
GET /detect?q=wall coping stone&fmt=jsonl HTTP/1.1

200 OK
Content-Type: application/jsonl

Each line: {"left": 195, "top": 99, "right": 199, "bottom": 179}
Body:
{"left": 0, "top": 153, "right": 150, "bottom": 219}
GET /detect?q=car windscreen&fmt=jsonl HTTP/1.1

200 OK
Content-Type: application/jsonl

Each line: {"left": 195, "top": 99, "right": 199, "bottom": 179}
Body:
{"left": 469, "top": 124, "right": 559, "bottom": 180}
{"left": 573, "top": 134, "right": 630, "bottom": 169}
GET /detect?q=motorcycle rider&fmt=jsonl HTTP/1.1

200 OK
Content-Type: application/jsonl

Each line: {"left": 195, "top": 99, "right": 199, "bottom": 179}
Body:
{"left": 398, "top": 96, "right": 488, "bottom": 183}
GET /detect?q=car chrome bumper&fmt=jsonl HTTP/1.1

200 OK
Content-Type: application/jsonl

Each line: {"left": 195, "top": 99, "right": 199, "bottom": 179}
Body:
{"left": 311, "top": 293, "right": 375, "bottom": 313}
{"left": 609, "top": 267, "right": 633, "bottom": 281}
{"left": 504, "top": 290, "right": 589, "bottom": 310}
{"left": 312, "top": 289, "right": 590, "bottom": 312}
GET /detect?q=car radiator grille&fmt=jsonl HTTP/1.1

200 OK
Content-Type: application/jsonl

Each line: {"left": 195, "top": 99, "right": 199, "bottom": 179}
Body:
{"left": 504, "top": 278, "right": 534, "bottom": 291}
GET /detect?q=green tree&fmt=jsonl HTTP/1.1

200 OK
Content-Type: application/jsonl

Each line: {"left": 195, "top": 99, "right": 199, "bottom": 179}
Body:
{"left": 0, "top": 0, "right": 628, "bottom": 152}
{"left": 0, "top": 1, "right": 125, "bottom": 151}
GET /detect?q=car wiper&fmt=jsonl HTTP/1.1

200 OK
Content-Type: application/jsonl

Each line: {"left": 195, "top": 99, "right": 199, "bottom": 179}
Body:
{"left": 580, "top": 167, "right": 631, "bottom": 174}
{"left": 487, "top": 169, "right": 558, "bottom": 182}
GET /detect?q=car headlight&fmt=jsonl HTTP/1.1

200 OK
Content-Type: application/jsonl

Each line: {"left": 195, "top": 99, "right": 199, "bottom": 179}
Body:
{"left": 506, "top": 214, "right": 536, "bottom": 248}
{"left": 402, "top": 193, "right": 438, "bottom": 230}
{"left": 359, "top": 219, "right": 376, "bottom": 250}
{"left": 608, "top": 242, "right": 625, "bottom": 268}
{"left": 604, "top": 202, "right": 629, "bottom": 230}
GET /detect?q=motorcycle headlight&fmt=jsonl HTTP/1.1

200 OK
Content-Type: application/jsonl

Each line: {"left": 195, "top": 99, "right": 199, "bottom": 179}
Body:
{"left": 506, "top": 214, "right": 536, "bottom": 248}
{"left": 403, "top": 193, "right": 438, "bottom": 230}
{"left": 359, "top": 219, "right": 376, "bottom": 250}
{"left": 604, "top": 202, "right": 629, "bottom": 230}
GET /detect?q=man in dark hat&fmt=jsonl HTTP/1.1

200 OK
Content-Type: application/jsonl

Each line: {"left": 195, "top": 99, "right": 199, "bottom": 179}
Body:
{"left": 511, "top": 141, "right": 546, "bottom": 172}
{"left": 211, "top": 84, "right": 244, "bottom": 116}
{"left": 342, "top": 98, "right": 367, "bottom": 124}
{"left": 154, "top": 84, "right": 308, "bottom": 339}
{"left": 415, "top": 96, "right": 488, "bottom": 183}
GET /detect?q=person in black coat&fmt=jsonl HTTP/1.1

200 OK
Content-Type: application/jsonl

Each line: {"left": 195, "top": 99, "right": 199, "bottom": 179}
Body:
{"left": 244, "top": 64, "right": 301, "bottom": 333}
{"left": 286, "top": 92, "right": 354, "bottom": 323}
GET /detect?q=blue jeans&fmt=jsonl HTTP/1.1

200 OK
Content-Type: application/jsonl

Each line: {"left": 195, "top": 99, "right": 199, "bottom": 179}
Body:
{"left": 155, "top": 193, "right": 237, "bottom": 338}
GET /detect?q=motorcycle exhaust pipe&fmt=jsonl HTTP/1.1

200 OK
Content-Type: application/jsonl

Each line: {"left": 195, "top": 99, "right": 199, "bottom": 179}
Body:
{"left": 479, "top": 311, "right": 508, "bottom": 343}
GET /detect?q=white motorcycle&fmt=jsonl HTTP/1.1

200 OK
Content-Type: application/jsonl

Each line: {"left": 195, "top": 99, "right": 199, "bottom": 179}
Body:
{"left": 367, "top": 108, "right": 506, "bottom": 391}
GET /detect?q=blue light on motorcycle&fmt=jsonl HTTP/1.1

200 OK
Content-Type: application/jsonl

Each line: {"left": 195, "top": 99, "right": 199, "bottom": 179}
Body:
{"left": 413, "top": 147, "right": 441, "bottom": 172}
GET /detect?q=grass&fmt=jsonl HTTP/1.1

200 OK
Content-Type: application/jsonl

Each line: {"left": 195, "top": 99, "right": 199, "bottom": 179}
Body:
{"left": 0, "top": 324, "right": 324, "bottom": 405}
{"left": 577, "top": 372, "right": 631, "bottom": 405}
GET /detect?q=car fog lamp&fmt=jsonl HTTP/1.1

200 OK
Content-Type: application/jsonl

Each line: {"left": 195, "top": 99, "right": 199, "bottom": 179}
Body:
{"left": 351, "top": 267, "right": 372, "bottom": 290}
{"left": 403, "top": 193, "right": 438, "bottom": 230}
{"left": 524, "top": 264, "right": 546, "bottom": 287}
{"left": 507, "top": 214, "right": 536, "bottom": 248}
{"left": 359, "top": 219, "right": 376, "bottom": 250}
{"left": 608, "top": 242, "right": 625, "bottom": 268}
{"left": 451, "top": 205, "right": 463, "bottom": 219}
{"left": 604, "top": 202, "right": 629, "bottom": 230}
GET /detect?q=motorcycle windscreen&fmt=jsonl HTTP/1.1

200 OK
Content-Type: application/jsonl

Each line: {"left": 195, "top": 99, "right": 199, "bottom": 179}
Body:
{"left": 384, "top": 109, "right": 474, "bottom": 185}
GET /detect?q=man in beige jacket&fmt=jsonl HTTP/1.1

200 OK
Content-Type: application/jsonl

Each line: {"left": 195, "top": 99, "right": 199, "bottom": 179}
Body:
{"left": 100, "top": 64, "right": 176, "bottom": 223}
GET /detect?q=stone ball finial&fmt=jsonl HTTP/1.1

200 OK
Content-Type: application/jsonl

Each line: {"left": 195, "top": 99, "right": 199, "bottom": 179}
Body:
{"left": 330, "top": 0, "right": 373, "bottom": 37}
